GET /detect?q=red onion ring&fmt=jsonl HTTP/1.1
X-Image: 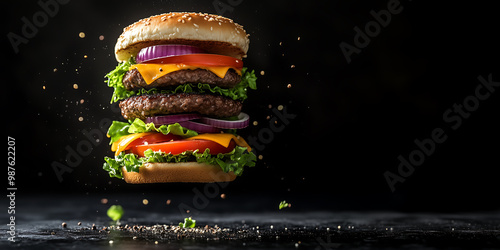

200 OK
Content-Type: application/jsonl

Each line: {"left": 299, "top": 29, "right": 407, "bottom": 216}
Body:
{"left": 145, "top": 114, "right": 202, "bottom": 126}
{"left": 136, "top": 44, "right": 205, "bottom": 63}
{"left": 200, "top": 112, "right": 250, "bottom": 129}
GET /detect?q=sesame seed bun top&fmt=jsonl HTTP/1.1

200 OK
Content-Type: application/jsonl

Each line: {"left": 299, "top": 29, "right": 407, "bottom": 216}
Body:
{"left": 114, "top": 12, "right": 250, "bottom": 62}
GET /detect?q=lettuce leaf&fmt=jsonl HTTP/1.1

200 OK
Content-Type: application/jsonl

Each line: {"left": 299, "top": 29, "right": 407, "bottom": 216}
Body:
{"left": 127, "top": 118, "right": 198, "bottom": 138}
{"left": 105, "top": 57, "right": 136, "bottom": 103}
{"left": 103, "top": 146, "right": 256, "bottom": 179}
{"left": 179, "top": 217, "right": 196, "bottom": 228}
{"left": 104, "top": 57, "right": 258, "bottom": 103}
{"left": 107, "top": 119, "right": 198, "bottom": 145}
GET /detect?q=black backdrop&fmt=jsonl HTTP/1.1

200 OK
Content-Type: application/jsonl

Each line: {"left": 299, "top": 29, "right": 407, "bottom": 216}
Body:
{"left": 6, "top": 0, "right": 500, "bottom": 211}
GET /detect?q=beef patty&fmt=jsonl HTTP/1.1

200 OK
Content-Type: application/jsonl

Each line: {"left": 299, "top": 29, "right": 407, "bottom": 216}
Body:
{"left": 119, "top": 93, "right": 242, "bottom": 120}
{"left": 123, "top": 68, "right": 241, "bottom": 90}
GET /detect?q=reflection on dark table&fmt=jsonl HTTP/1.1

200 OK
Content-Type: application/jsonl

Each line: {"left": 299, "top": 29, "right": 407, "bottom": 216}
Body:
{"left": 3, "top": 193, "right": 499, "bottom": 249}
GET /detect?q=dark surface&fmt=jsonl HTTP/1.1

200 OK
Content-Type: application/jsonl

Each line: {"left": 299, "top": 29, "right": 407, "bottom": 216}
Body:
{"left": 3, "top": 194, "right": 500, "bottom": 249}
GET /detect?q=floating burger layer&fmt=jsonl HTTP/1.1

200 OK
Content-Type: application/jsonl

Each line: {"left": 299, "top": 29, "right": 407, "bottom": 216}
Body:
{"left": 102, "top": 12, "right": 257, "bottom": 183}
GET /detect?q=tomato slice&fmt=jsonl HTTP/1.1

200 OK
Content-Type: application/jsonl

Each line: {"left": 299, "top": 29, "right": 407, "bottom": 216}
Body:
{"left": 125, "top": 133, "right": 183, "bottom": 152}
{"left": 143, "top": 54, "right": 243, "bottom": 69}
{"left": 131, "top": 139, "right": 236, "bottom": 157}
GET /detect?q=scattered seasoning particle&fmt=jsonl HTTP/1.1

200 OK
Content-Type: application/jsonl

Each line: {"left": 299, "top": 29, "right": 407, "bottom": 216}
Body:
{"left": 277, "top": 105, "right": 284, "bottom": 111}
{"left": 109, "top": 240, "right": 114, "bottom": 244}
{"left": 287, "top": 84, "right": 292, "bottom": 88}
{"left": 99, "top": 35, "right": 104, "bottom": 40}
{"left": 53, "top": 68, "right": 57, "bottom": 72}
{"left": 290, "top": 65, "right": 295, "bottom": 68}
{"left": 78, "top": 117, "right": 84, "bottom": 122}
{"left": 42, "top": 86, "right": 46, "bottom": 90}
{"left": 79, "top": 32, "right": 85, "bottom": 38}
{"left": 51, "top": 232, "right": 56, "bottom": 235}
{"left": 297, "top": 36, "right": 301, "bottom": 40}
{"left": 166, "top": 199, "right": 171, "bottom": 205}
{"left": 78, "top": 222, "right": 82, "bottom": 226}
{"left": 279, "top": 42, "right": 282, "bottom": 46}
{"left": 73, "top": 84, "right": 78, "bottom": 89}
{"left": 258, "top": 155, "right": 263, "bottom": 160}
{"left": 80, "top": 99, "right": 85, "bottom": 104}
{"left": 84, "top": 55, "right": 88, "bottom": 58}
{"left": 268, "top": 104, "right": 272, "bottom": 109}
{"left": 260, "top": 70, "right": 265, "bottom": 76}
{"left": 61, "top": 222, "right": 67, "bottom": 228}
{"left": 101, "top": 198, "right": 108, "bottom": 204}
{"left": 142, "top": 199, "right": 149, "bottom": 205}
{"left": 220, "top": 193, "right": 226, "bottom": 199}
{"left": 252, "top": 121, "right": 258, "bottom": 126}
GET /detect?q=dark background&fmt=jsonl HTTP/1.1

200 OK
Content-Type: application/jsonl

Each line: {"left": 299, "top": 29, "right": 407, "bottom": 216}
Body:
{"left": 5, "top": 0, "right": 500, "bottom": 211}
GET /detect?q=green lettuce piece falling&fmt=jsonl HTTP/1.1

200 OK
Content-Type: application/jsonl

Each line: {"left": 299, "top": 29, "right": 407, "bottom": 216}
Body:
{"left": 179, "top": 217, "right": 196, "bottom": 228}
{"left": 107, "top": 205, "right": 124, "bottom": 221}
{"left": 279, "top": 200, "right": 290, "bottom": 210}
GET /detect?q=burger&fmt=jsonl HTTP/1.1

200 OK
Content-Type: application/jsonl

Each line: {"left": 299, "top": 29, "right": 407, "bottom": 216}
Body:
{"left": 102, "top": 12, "right": 257, "bottom": 183}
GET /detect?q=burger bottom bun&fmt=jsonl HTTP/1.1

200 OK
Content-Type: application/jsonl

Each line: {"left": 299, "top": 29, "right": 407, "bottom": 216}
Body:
{"left": 122, "top": 162, "right": 236, "bottom": 183}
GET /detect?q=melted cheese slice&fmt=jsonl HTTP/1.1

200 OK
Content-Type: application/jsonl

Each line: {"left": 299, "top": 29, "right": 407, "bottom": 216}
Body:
{"left": 111, "top": 132, "right": 154, "bottom": 156}
{"left": 130, "top": 63, "right": 242, "bottom": 85}
{"left": 111, "top": 132, "right": 252, "bottom": 156}
{"left": 186, "top": 133, "right": 252, "bottom": 152}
